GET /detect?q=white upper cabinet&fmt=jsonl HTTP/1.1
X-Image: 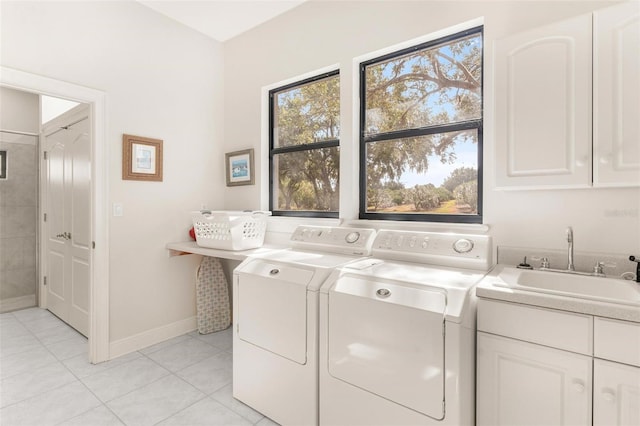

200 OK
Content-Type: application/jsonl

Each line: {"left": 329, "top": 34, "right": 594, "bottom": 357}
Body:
{"left": 495, "top": 2, "right": 640, "bottom": 189}
{"left": 593, "top": 1, "right": 640, "bottom": 187}
{"left": 495, "top": 13, "right": 592, "bottom": 189}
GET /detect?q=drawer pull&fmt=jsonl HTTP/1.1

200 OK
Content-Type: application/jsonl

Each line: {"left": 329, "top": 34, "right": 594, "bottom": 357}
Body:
{"left": 269, "top": 269, "right": 280, "bottom": 275}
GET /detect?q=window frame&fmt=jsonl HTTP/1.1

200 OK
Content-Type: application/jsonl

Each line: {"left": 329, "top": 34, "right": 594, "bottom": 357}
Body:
{"left": 268, "top": 70, "right": 340, "bottom": 218}
{"left": 358, "top": 26, "right": 484, "bottom": 223}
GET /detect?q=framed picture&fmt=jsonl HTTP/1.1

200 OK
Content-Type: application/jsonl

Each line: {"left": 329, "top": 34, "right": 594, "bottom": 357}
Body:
{"left": 226, "top": 148, "right": 254, "bottom": 186}
{"left": 122, "top": 134, "right": 163, "bottom": 181}
{"left": 0, "top": 150, "right": 6, "bottom": 179}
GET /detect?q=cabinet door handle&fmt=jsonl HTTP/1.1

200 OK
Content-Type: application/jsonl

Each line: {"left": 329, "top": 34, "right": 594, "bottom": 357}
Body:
{"left": 601, "top": 388, "right": 616, "bottom": 402}
{"left": 571, "top": 379, "right": 586, "bottom": 393}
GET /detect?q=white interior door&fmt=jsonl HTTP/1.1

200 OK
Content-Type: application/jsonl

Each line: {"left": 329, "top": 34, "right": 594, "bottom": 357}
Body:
{"left": 42, "top": 104, "right": 91, "bottom": 336}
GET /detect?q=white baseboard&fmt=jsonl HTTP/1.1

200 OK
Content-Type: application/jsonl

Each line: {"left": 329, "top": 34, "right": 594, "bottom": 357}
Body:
{"left": 109, "top": 316, "right": 197, "bottom": 360}
{"left": 0, "top": 294, "right": 37, "bottom": 313}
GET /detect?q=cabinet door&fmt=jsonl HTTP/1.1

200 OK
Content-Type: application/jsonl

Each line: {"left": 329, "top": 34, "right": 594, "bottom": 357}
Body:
{"left": 593, "top": 2, "right": 640, "bottom": 187}
{"left": 477, "top": 332, "right": 592, "bottom": 426}
{"left": 594, "top": 359, "right": 640, "bottom": 426}
{"left": 494, "top": 14, "right": 592, "bottom": 189}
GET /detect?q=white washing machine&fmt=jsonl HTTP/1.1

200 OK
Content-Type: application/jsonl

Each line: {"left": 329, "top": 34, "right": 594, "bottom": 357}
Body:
{"left": 233, "top": 225, "right": 377, "bottom": 426}
{"left": 319, "top": 229, "right": 492, "bottom": 426}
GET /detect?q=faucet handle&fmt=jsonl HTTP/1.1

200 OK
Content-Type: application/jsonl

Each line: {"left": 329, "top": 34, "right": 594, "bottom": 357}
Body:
{"left": 531, "top": 256, "right": 550, "bottom": 269}
{"left": 593, "top": 262, "right": 605, "bottom": 277}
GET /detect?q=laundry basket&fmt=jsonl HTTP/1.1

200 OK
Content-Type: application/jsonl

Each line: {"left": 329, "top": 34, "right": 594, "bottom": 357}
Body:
{"left": 191, "top": 210, "right": 270, "bottom": 251}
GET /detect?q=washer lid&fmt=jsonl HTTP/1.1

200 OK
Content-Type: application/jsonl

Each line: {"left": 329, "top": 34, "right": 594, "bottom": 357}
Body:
{"left": 329, "top": 260, "right": 485, "bottom": 322}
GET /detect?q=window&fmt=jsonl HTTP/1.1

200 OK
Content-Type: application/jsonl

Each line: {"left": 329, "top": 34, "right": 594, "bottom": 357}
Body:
{"left": 269, "top": 71, "right": 340, "bottom": 217}
{"left": 359, "top": 27, "right": 483, "bottom": 223}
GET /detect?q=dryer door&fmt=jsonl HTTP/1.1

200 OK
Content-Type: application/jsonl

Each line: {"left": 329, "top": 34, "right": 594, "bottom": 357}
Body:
{"left": 236, "top": 260, "right": 314, "bottom": 364}
{"left": 328, "top": 275, "right": 447, "bottom": 419}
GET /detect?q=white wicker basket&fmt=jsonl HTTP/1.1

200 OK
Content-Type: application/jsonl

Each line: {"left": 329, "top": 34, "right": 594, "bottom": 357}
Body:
{"left": 192, "top": 210, "right": 270, "bottom": 251}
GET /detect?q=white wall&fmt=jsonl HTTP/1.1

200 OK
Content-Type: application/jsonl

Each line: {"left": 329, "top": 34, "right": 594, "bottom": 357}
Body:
{"left": 0, "top": 86, "right": 39, "bottom": 133}
{"left": 223, "top": 0, "right": 640, "bottom": 256}
{"left": 41, "top": 95, "right": 80, "bottom": 125}
{"left": 1, "top": 1, "right": 225, "bottom": 345}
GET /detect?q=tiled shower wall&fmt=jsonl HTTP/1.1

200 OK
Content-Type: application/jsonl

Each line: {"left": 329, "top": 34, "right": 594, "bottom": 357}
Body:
{"left": 0, "top": 133, "right": 39, "bottom": 312}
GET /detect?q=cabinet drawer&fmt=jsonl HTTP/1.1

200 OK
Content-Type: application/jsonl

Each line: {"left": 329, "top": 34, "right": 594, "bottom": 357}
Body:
{"left": 477, "top": 299, "right": 593, "bottom": 355}
{"left": 594, "top": 317, "right": 640, "bottom": 367}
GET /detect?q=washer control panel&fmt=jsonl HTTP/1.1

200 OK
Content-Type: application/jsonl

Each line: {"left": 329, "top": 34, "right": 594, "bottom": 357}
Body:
{"left": 290, "top": 226, "right": 377, "bottom": 255}
{"left": 373, "top": 230, "right": 492, "bottom": 270}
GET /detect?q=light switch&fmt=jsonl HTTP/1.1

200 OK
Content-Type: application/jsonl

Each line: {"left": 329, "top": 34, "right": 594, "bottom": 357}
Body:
{"left": 113, "top": 203, "right": 123, "bottom": 217}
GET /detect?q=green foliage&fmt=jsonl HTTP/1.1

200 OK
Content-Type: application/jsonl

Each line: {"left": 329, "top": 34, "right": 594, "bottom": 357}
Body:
{"left": 411, "top": 184, "right": 441, "bottom": 211}
{"left": 453, "top": 180, "right": 478, "bottom": 213}
{"left": 442, "top": 166, "right": 477, "bottom": 192}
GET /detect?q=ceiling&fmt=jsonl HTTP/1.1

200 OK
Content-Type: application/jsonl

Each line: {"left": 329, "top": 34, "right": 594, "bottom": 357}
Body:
{"left": 137, "top": 0, "right": 307, "bottom": 42}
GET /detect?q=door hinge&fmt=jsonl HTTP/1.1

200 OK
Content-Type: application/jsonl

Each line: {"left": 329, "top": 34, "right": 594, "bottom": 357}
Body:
{"left": 442, "top": 321, "right": 446, "bottom": 338}
{"left": 43, "top": 213, "right": 47, "bottom": 222}
{"left": 92, "top": 241, "right": 95, "bottom": 249}
{"left": 44, "top": 276, "right": 47, "bottom": 286}
{"left": 43, "top": 151, "right": 48, "bottom": 160}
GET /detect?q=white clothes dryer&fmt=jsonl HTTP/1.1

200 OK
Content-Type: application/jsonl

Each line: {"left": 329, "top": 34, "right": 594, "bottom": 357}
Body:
{"left": 319, "top": 229, "right": 493, "bottom": 426}
{"left": 233, "top": 225, "right": 376, "bottom": 426}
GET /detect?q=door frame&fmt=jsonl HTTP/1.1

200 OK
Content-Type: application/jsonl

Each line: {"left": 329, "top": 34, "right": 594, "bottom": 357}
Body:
{"left": 1, "top": 66, "right": 109, "bottom": 363}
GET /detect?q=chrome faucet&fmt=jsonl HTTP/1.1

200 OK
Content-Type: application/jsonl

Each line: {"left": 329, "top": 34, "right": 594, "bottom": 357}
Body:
{"left": 566, "top": 226, "right": 575, "bottom": 271}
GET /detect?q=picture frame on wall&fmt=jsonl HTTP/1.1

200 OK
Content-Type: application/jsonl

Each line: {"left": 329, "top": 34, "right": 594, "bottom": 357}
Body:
{"left": 0, "top": 150, "right": 6, "bottom": 179}
{"left": 226, "top": 148, "right": 254, "bottom": 186}
{"left": 122, "top": 134, "right": 163, "bottom": 181}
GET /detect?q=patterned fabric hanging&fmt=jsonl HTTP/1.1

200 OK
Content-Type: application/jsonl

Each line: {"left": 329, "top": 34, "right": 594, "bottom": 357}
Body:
{"left": 195, "top": 256, "right": 231, "bottom": 334}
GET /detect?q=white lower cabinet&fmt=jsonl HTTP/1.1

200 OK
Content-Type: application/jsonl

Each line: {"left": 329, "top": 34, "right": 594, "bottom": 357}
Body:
{"left": 593, "top": 359, "right": 640, "bottom": 426}
{"left": 477, "top": 332, "right": 592, "bottom": 426}
{"left": 477, "top": 299, "right": 640, "bottom": 426}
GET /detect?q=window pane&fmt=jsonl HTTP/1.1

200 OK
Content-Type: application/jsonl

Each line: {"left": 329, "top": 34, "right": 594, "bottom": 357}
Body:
{"left": 364, "top": 33, "right": 482, "bottom": 136}
{"left": 365, "top": 130, "right": 478, "bottom": 214}
{"left": 273, "top": 75, "right": 340, "bottom": 148}
{"left": 273, "top": 147, "right": 339, "bottom": 212}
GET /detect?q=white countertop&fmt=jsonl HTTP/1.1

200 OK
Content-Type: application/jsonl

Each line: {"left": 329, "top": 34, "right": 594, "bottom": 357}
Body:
{"left": 166, "top": 241, "right": 284, "bottom": 261}
{"left": 476, "top": 264, "right": 640, "bottom": 323}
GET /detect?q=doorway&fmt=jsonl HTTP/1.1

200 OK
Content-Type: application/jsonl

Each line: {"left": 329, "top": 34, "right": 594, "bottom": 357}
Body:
{"left": 1, "top": 66, "right": 109, "bottom": 363}
{"left": 41, "top": 103, "right": 91, "bottom": 337}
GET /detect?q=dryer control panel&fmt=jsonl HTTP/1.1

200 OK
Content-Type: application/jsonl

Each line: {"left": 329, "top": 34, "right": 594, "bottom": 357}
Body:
{"left": 290, "top": 226, "right": 376, "bottom": 256}
{"left": 373, "top": 230, "right": 492, "bottom": 271}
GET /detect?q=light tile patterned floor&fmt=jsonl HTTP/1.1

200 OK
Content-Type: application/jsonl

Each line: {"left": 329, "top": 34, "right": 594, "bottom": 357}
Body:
{"left": 0, "top": 307, "right": 279, "bottom": 426}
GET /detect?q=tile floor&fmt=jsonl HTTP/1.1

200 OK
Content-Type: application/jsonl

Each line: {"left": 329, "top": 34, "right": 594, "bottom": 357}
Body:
{"left": 0, "top": 307, "right": 279, "bottom": 426}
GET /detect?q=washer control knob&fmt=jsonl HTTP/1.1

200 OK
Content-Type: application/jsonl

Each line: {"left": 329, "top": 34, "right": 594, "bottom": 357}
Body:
{"left": 453, "top": 238, "right": 474, "bottom": 253}
{"left": 376, "top": 288, "right": 391, "bottom": 298}
{"left": 421, "top": 238, "right": 429, "bottom": 249}
{"left": 269, "top": 269, "right": 280, "bottom": 275}
{"left": 345, "top": 231, "right": 360, "bottom": 244}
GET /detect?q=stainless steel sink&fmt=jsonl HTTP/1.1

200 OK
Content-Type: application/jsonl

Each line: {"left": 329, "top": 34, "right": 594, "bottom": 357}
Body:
{"left": 493, "top": 266, "right": 640, "bottom": 306}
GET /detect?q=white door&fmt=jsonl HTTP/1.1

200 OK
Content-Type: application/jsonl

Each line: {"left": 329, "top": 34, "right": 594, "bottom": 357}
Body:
{"left": 42, "top": 104, "right": 91, "bottom": 336}
{"left": 594, "top": 358, "right": 640, "bottom": 426}
{"left": 477, "top": 332, "right": 592, "bottom": 426}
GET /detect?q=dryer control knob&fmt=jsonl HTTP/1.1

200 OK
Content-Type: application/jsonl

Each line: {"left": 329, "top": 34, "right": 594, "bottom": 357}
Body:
{"left": 345, "top": 232, "right": 360, "bottom": 244}
{"left": 453, "top": 239, "right": 474, "bottom": 253}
